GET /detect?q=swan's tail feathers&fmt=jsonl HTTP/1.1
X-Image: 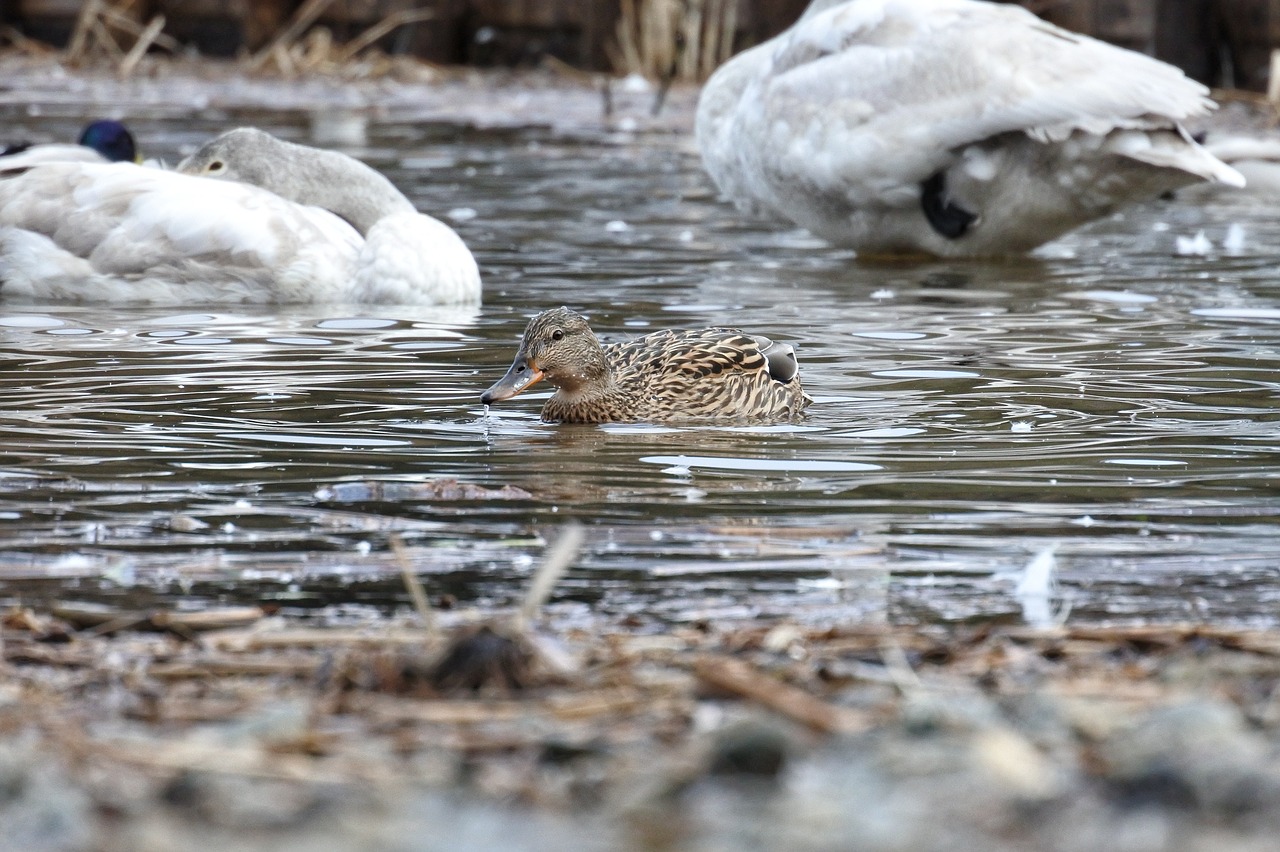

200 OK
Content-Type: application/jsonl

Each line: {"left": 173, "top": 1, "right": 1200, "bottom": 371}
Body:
{"left": 1111, "top": 127, "right": 1247, "bottom": 188}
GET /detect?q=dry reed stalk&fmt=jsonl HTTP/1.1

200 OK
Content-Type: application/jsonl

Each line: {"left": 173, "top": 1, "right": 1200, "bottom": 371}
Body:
{"left": 90, "top": 17, "right": 126, "bottom": 58}
{"left": 616, "top": 0, "right": 645, "bottom": 73}
{"left": 118, "top": 14, "right": 165, "bottom": 77}
{"left": 612, "top": 0, "right": 739, "bottom": 83}
{"left": 335, "top": 7, "right": 437, "bottom": 64}
{"left": 99, "top": 3, "right": 180, "bottom": 52}
{"left": 66, "top": 0, "right": 103, "bottom": 60}
{"left": 249, "top": 0, "right": 339, "bottom": 71}
{"left": 713, "top": 0, "right": 737, "bottom": 78}
{"left": 390, "top": 534, "right": 437, "bottom": 637}
{"left": 516, "top": 521, "right": 584, "bottom": 631}
{"left": 1270, "top": 49, "right": 1280, "bottom": 104}
{"left": 1, "top": 24, "right": 55, "bottom": 54}
{"left": 680, "top": 0, "right": 703, "bottom": 81}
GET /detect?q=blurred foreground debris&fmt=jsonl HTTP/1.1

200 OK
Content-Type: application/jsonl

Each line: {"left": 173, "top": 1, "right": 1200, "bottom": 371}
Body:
{"left": 7, "top": 591, "right": 1280, "bottom": 847}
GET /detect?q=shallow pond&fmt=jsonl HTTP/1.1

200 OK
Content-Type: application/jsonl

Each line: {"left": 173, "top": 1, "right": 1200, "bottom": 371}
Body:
{"left": 1, "top": 100, "right": 1278, "bottom": 629}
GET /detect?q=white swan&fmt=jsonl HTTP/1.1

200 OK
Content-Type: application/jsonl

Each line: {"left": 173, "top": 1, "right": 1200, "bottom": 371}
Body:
{"left": 0, "top": 128, "right": 480, "bottom": 305}
{"left": 696, "top": 0, "right": 1246, "bottom": 258}
{"left": 1178, "top": 133, "right": 1280, "bottom": 201}
{"left": 178, "top": 128, "right": 480, "bottom": 305}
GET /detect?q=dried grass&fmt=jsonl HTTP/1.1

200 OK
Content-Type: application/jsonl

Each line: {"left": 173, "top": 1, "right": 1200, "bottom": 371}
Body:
{"left": 610, "top": 0, "right": 739, "bottom": 83}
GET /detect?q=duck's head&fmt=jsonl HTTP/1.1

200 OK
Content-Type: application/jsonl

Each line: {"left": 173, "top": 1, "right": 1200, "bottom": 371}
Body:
{"left": 79, "top": 120, "right": 138, "bottom": 163}
{"left": 481, "top": 307, "right": 602, "bottom": 404}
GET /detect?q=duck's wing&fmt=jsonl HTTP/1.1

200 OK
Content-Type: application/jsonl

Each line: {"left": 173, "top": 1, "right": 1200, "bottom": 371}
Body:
{"left": 0, "top": 162, "right": 362, "bottom": 303}
{"left": 611, "top": 328, "right": 767, "bottom": 377}
{"left": 701, "top": 0, "right": 1240, "bottom": 207}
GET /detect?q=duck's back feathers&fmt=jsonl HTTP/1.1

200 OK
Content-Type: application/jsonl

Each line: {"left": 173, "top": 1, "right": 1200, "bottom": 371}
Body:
{"left": 0, "top": 144, "right": 112, "bottom": 172}
{"left": 558, "top": 327, "right": 809, "bottom": 423}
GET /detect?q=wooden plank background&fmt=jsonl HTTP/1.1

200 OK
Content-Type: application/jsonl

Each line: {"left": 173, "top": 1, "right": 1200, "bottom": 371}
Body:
{"left": 0, "top": 0, "right": 1274, "bottom": 90}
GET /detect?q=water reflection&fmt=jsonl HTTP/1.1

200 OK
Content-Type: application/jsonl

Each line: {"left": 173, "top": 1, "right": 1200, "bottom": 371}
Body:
{"left": 0, "top": 109, "right": 1278, "bottom": 628}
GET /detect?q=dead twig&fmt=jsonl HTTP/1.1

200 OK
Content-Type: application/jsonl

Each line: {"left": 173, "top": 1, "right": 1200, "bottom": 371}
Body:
{"left": 517, "top": 522, "right": 584, "bottom": 630}
{"left": 390, "top": 534, "right": 437, "bottom": 636}
{"left": 249, "top": 0, "right": 339, "bottom": 71}
{"left": 335, "top": 7, "right": 436, "bottom": 64}
{"left": 693, "top": 654, "right": 868, "bottom": 734}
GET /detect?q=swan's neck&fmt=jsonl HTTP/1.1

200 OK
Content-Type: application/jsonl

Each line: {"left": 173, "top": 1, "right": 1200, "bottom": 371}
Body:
{"left": 262, "top": 140, "right": 416, "bottom": 235}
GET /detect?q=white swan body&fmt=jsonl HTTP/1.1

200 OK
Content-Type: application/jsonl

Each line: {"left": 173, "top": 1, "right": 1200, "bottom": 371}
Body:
{"left": 0, "top": 127, "right": 480, "bottom": 305}
{"left": 179, "top": 128, "right": 480, "bottom": 306}
{"left": 0, "top": 162, "right": 363, "bottom": 303}
{"left": 696, "top": 0, "right": 1245, "bottom": 257}
{"left": 0, "top": 144, "right": 112, "bottom": 171}
{"left": 1178, "top": 133, "right": 1280, "bottom": 201}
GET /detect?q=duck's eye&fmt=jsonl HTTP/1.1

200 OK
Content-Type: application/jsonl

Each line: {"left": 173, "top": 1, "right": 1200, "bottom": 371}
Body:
{"left": 208, "top": 160, "right": 225, "bottom": 173}
{"left": 551, "top": 329, "right": 564, "bottom": 341}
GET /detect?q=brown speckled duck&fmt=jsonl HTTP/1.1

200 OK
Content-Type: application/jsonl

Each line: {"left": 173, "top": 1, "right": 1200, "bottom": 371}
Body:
{"left": 481, "top": 307, "right": 811, "bottom": 424}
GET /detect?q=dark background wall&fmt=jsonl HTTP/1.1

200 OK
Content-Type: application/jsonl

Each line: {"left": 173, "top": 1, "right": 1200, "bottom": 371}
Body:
{"left": 0, "top": 0, "right": 1271, "bottom": 90}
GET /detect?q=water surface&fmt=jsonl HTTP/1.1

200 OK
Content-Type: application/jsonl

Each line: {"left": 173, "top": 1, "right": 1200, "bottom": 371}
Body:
{"left": 1, "top": 106, "right": 1278, "bottom": 628}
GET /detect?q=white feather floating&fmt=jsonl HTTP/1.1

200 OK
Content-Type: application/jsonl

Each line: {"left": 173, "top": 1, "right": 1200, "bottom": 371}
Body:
{"left": 1014, "top": 543, "right": 1061, "bottom": 629}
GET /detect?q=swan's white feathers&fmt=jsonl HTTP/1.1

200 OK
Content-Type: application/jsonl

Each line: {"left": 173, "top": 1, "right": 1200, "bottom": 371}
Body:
{"left": 0, "top": 144, "right": 111, "bottom": 172}
{"left": 351, "top": 211, "right": 480, "bottom": 305}
{"left": 698, "top": 0, "right": 1245, "bottom": 256}
{"left": 0, "top": 162, "right": 364, "bottom": 304}
{"left": 0, "top": 124, "right": 483, "bottom": 305}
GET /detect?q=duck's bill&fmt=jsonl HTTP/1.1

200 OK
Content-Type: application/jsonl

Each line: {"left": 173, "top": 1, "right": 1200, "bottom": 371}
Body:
{"left": 480, "top": 357, "right": 544, "bottom": 404}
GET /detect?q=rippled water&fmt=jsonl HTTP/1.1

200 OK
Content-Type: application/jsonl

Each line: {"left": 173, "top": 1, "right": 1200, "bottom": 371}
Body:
{"left": 2, "top": 105, "right": 1279, "bottom": 628}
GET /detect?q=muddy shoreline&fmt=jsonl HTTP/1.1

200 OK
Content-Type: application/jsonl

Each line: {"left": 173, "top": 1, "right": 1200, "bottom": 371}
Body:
{"left": 7, "top": 607, "right": 1280, "bottom": 851}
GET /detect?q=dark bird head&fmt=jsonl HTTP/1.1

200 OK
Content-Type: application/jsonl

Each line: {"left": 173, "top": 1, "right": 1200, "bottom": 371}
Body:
{"left": 78, "top": 120, "right": 138, "bottom": 163}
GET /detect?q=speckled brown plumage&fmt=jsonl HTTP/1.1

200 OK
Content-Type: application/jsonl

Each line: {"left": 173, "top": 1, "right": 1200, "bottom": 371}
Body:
{"left": 481, "top": 307, "right": 811, "bottom": 424}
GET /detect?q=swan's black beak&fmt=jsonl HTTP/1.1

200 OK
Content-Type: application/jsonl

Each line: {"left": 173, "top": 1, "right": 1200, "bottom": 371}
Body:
{"left": 481, "top": 356, "right": 544, "bottom": 404}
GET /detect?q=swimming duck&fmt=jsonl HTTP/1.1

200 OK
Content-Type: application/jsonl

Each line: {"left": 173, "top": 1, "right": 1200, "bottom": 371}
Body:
{"left": 0, "top": 127, "right": 479, "bottom": 305}
{"left": 0, "top": 120, "right": 137, "bottom": 170}
{"left": 696, "top": 0, "right": 1245, "bottom": 258}
{"left": 481, "top": 307, "right": 810, "bottom": 423}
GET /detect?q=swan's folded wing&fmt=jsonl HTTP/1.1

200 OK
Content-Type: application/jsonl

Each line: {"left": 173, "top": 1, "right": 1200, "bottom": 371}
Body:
{"left": 0, "top": 162, "right": 362, "bottom": 300}
{"left": 740, "top": 0, "right": 1222, "bottom": 193}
